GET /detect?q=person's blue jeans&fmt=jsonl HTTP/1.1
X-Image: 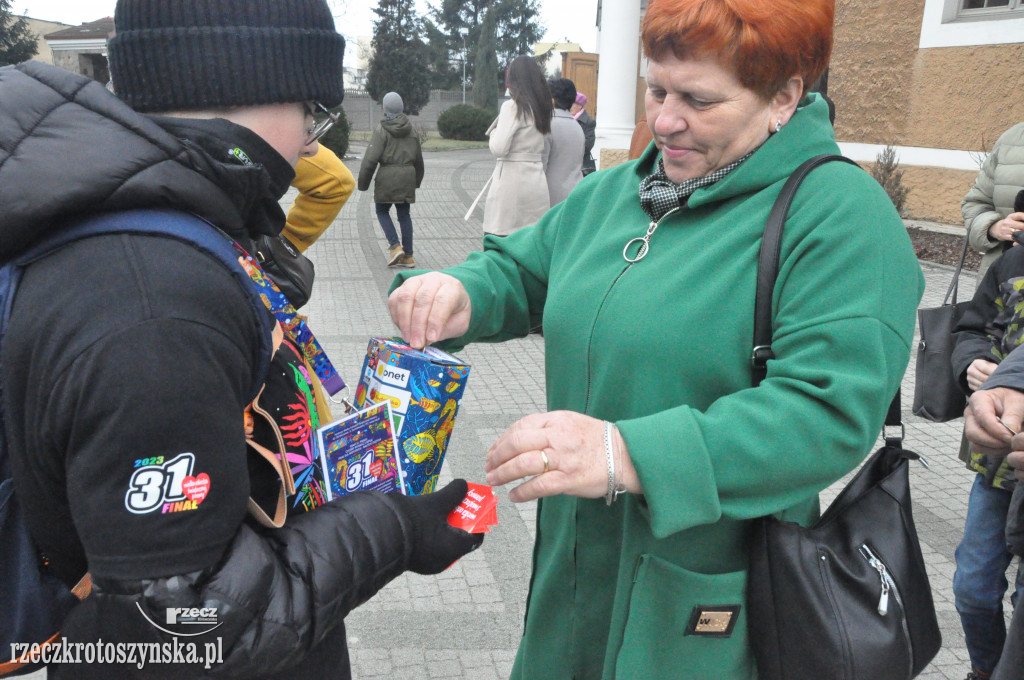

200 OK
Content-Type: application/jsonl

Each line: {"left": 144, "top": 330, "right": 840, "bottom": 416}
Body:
{"left": 376, "top": 202, "right": 413, "bottom": 256}
{"left": 953, "top": 473, "right": 1024, "bottom": 673}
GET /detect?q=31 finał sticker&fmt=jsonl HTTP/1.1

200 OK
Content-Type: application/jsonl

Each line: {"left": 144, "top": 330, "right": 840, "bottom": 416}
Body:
{"left": 124, "top": 453, "right": 210, "bottom": 515}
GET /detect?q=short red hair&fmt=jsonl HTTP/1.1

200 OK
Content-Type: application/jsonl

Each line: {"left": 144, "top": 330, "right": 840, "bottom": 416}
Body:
{"left": 641, "top": 0, "right": 833, "bottom": 100}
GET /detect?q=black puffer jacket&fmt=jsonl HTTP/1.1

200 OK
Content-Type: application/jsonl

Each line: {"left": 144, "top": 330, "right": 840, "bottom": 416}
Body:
{"left": 0, "top": 61, "right": 466, "bottom": 679}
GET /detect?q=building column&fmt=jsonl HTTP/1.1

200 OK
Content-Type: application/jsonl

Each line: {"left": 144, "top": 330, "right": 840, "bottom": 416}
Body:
{"left": 593, "top": 0, "right": 642, "bottom": 168}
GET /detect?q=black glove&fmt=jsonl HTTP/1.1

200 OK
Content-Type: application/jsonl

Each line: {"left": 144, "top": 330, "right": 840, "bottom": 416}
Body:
{"left": 391, "top": 479, "right": 484, "bottom": 574}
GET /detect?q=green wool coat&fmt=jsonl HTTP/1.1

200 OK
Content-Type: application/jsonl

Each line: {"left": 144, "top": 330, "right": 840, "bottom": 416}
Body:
{"left": 394, "top": 94, "right": 925, "bottom": 679}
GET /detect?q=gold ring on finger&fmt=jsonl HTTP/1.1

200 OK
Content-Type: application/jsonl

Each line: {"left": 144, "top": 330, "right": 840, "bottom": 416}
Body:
{"left": 540, "top": 450, "right": 550, "bottom": 475}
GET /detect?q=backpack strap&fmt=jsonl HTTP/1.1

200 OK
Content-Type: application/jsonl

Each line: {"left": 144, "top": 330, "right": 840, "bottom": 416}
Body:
{"left": 11, "top": 209, "right": 275, "bottom": 401}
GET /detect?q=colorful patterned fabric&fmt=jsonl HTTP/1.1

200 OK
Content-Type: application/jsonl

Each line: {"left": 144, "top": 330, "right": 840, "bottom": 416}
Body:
{"left": 969, "top": 275, "right": 1024, "bottom": 488}
{"left": 258, "top": 338, "right": 329, "bottom": 513}
{"left": 234, "top": 246, "right": 346, "bottom": 395}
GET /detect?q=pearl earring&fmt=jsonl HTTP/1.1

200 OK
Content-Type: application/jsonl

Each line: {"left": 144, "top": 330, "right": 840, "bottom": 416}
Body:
{"left": 774, "top": 119, "right": 783, "bottom": 134}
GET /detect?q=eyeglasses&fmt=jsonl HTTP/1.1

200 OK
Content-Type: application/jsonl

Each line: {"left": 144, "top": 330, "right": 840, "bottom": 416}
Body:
{"left": 304, "top": 101, "right": 339, "bottom": 145}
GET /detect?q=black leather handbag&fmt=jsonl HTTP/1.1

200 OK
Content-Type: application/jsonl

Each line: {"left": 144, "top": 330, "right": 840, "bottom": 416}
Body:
{"left": 912, "top": 233, "right": 969, "bottom": 422}
{"left": 254, "top": 233, "right": 315, "bottom": 309}
{"left": 746, "top": 155, "right": 942, "bottom": 680}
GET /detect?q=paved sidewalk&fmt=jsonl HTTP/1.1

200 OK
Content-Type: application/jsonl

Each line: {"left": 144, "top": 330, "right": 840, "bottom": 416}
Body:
{"left": 293, "top": 145, "right": 1018, "bottom": 680}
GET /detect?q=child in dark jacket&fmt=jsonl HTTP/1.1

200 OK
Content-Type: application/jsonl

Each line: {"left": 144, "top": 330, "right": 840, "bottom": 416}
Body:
{"left": 962, "top": 348, "right": 1024, "bottom": 680}
{"left": 952, "top": 247, "right": 1024, "bottom": 679}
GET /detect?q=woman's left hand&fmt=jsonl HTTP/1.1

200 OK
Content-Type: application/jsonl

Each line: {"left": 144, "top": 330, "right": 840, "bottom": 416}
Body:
{"left": 485, "top": 411, "right": 639, "bottom": 502}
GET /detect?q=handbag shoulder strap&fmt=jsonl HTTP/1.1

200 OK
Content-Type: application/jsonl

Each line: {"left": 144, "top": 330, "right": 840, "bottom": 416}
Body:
{"left": 751, "top": 154, "right": 904, "bottom": 445}
{"left": 884, "top": 389, "right": 904, "bottom": 448}
{"left": 943, "top": 229, "right": 970, "bottom": 306}
{"left": 752, "top": 154, "right": 858, "bottom": 386}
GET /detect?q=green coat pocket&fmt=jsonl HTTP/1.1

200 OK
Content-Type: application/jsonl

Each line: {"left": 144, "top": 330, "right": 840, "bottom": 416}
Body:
{"left": 615, "top": 554, "right": 755, "bottom": 680}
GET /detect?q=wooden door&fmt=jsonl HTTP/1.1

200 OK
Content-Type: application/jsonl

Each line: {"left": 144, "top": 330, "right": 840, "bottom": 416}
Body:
{"left": 562, "top": 51, "right": 599, "bottom": 118}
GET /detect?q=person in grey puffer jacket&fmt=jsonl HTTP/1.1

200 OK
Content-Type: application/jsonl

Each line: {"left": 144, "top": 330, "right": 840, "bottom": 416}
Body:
{"left": 0, "top": 2, "right": 481, "bottom": 679}
{"left": 358, "top": 91, "right": 425, "bottom": 268}
{"left": 963, "top": 121, "right": 1024, "bottom": 281}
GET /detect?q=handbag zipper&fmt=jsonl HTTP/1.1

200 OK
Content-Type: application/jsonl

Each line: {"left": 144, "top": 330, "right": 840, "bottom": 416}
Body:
{"left": 859, "top": 544, "right": 891, "bottom": 615}
{"left": 859, "top": 544, "right": 915, "bottom": 677}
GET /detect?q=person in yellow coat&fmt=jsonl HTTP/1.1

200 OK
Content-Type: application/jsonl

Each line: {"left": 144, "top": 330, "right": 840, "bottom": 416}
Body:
{"left": 283, "top": 144, "right": 355, "bottom": 252}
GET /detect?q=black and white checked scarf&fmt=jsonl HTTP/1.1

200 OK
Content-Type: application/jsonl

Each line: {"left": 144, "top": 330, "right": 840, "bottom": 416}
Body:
{"left": 638, "top": 153, "right": 753, "bottom": 223}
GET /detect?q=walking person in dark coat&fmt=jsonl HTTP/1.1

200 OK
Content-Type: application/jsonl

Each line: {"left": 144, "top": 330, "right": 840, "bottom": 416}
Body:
{"left": 358, "top": 91, "right": 425, "bottom": 268}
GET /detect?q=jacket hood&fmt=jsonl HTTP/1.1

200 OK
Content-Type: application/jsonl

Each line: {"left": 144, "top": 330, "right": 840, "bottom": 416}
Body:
{"left": 382, "top": 113, "right": 413, "bottom": 138}
{"left": 0, "top": 61, "right": 292, "bottom": 261}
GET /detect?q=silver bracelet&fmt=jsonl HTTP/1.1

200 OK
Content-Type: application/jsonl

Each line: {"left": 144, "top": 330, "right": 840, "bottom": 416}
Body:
{"left": 604, "top": 421, "right": 617, "bottom": 505}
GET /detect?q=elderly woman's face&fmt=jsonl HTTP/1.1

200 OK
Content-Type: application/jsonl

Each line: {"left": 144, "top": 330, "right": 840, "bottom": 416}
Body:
{"left": 645, "top": 52, "right": 779, "bottom": 183}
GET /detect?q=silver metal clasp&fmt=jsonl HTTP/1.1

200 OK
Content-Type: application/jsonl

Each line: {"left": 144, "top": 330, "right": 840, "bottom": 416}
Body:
{"left": 623, "top": 221, "right": 658, "bottom": 263}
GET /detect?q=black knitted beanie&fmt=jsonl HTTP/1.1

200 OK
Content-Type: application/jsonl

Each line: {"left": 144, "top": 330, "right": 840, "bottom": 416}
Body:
{"left": 108, "top": 0, "right": 345, "bottom": 112}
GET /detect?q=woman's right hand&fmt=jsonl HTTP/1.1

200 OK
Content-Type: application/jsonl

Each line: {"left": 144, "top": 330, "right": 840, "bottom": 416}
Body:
{"left": 988, "top": 213, "right": 1024, "bottom": 242}
{"left": 388, "top": 272, "right": 471, "bottom": 349}
{"left": 967, "top": 358, "right": 1000, "bottom": 391}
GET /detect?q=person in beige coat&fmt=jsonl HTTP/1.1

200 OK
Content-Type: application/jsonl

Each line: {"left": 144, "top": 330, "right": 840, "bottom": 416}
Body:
{"left": 963, "top": 121, "right": 1024, "bottom": 281}
{"left": 482, "top": 56, "right": 552, "bottom": 237}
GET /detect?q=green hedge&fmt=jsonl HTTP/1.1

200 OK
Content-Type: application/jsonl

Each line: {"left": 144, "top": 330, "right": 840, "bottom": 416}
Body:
{"left": 437, "top": 104, "right": 493, "bottom": 141}
{"left": 318, "top": 106, "right": 350, "bottom": 158}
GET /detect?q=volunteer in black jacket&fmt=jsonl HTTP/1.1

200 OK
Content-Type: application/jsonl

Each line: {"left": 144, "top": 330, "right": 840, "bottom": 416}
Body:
{"left": 964, "top": 349, "right": 1024, "bottom": 680}
{"left": 0, "top": 1, "right": 481, "bottom": 678}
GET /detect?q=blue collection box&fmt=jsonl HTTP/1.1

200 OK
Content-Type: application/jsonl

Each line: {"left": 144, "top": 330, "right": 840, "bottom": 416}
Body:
{"left": 354, "top": 338, "right": 470, "bottom": 495}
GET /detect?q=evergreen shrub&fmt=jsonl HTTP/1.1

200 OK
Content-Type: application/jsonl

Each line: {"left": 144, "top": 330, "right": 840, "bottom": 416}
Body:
{"left": 870, "top": 144, "right": 909, "bottom": 216}
{"left": 437, "top": 104, "right": 492, "bottom": 141}
{"left": 318, "top": 106, "right": 350, "bottom": 158}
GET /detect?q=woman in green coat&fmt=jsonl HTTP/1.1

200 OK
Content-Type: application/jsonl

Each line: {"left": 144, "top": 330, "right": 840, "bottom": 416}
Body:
{"left": 390, "top": 0, "right": 924, "bottom": 677}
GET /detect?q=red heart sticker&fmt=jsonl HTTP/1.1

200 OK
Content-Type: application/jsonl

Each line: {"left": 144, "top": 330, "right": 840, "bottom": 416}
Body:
{"left": 369, "top": 459, "right": 383, "bottom": 479}
{"left": 182, "top": 473, "right": 210, "bottom": 505}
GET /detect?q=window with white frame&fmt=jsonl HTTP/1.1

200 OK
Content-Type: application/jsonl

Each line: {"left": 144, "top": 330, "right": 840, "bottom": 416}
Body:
{"left": 959, "top": 0, "right": 1024, "bottom": 16}
{"left": 920, "top": 0, "right": 1024, "bottom": 48}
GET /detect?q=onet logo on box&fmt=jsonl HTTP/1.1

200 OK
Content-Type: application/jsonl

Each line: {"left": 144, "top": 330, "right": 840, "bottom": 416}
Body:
{"left": 135, "top": 603, "right": 223, "bottom": 637}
